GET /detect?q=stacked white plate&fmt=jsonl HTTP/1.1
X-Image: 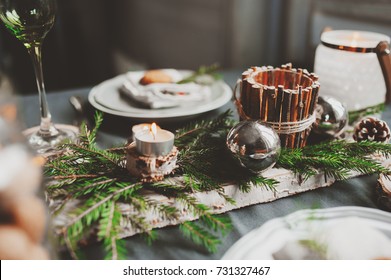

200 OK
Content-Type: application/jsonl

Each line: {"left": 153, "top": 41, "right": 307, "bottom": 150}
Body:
{"left": 88, "top": 70, "right": 232, "bottom": 121}
{"left": 222, "top": 206, "right": 391, "bottom": 260}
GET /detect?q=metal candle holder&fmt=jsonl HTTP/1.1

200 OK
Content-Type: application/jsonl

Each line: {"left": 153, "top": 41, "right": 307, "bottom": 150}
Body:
{"left": 134, "top": 128, "right": 174, "bottom": 157}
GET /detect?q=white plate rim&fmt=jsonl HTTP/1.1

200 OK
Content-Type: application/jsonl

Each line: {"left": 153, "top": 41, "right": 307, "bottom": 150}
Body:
{"left": 88, "top": 72, "right": 233, "bottom": 119}
{"left": 221, "top": 206, "right": 391, "bottom": 260}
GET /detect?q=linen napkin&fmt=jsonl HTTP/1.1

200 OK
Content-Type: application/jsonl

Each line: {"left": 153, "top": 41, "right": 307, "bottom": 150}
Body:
{"left": 120, "top": 69, "right": 212, "bottom": 109}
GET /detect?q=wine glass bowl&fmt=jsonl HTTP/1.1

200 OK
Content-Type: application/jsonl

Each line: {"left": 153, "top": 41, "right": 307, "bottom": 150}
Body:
{"left": 0, "top": 0, "right": 77, "bottom": 154}
{"left": 0, "top": 0, "right": 55, "bottom": 47}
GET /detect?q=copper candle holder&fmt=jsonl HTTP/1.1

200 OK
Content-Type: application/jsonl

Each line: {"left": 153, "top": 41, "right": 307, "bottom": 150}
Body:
{"left": 235, "top": 63, "right": 320, "bottom": 148}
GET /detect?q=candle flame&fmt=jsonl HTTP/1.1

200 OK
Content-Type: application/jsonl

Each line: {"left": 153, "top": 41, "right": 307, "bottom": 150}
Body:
{"left": 352, "top": 32, "right": 360, "bottom": 40}
{"left": 150, "top": 123, "right": 157, "bottom": 140}
{"left": 347, "top": 32, "right": 364, "bottom": 47}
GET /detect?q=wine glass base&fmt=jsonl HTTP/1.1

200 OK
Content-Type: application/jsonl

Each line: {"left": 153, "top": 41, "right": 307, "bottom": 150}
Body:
{"left": 23, "top": 124, "right": 79, "bottom": 155}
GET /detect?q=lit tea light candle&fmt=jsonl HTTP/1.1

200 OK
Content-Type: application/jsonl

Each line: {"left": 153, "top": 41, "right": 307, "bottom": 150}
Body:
{"left": 135, "top": 123, "right": 174, "bottom": 157}
{"left": 131, "top": 123, "right": 161, "bottom": 141}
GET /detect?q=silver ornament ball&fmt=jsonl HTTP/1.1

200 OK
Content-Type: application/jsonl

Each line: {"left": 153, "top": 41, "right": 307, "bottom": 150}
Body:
{"left": 312, "top": 96, "right": 348, "bottom": 137}
{"left": 226, "top": 121, "right": 280, "bottom": 173}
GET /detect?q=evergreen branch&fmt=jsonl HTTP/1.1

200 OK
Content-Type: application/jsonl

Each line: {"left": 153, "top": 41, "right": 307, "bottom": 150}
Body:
{"left": 131, "top": 194, "right": 180, "bottom": 221}
{"left": 45, "top": 161, "right": 75, "bottom": 176}
{"left": 348, "top": 103, "right": 384, "bottom": 124}
{"left": 176, "top": 193, "right": 210, "bottom": 217}
{"left": 149, "top": 181, "right": 187, "bottom": 193}
{"left": 64, "top": 143, "right": 123, "bottom": 167}
{"left": 122, "top": 213, "right": 152, "bottom": 236}
{"left": 91, "top": 111, "right": 104, "bottom": 142}
{"left": 70, "top": 178, "right": 118, "bottom": 197}
{"left": 142, "top": 230, "right": 158, "bottom": 246}
{"left": 277, "top": 140, "right": 391, "bottom": 180}
{"left": 65, "top": 183, "right": 137, "bottom": 228}
{"left": 47, "top": 174, "right": 99, "bottom": 180}
{"left": 200, "top": 214, "right": 232, "bottom": 236}
{"left": 78, "top": 111, "right": 103, "bottom": 148}
{"left": 63, "top": 230, "right": 79, "bottom": 260}
{"left": 46, "top": 179, "right": 77, "bottom": 190}
{"left": 110, "top": 237, "right": 118, "bottom": 260}
{"left": 179, "top": 222, "right": 221, "bottom": 253}
{"left": 238, "top": 176, "right": 278, "bottom": 193}
{"left": 181, "top": 170, "right": 221, "bottom": 192}
{"left": 216, "top": 189, "right": 236, "bottom": 205}
{"left": 175, "top": 109, "right": 233, "bottom": 146}
{"left": 176, "top": 64, "right": 221, "bottom": 84}
{"left": 114, "top": 239, "right": 128, "bottom": 260}
{"left": 106, "top": 147, "right": 127, "bottom": 153}
{"left": 97, "top": 203, "right": 126, "bottom": 260}
{"left": 103, "top": 236, "right": 127, "bottom": 260}
{"left": 105, "top": 202, "right": 115, "bottom": 238}
{"left": 345, "top": 141, "right": 391, "bottom": 158}
{"left": 177, "top": 193, "right": 233, "bottom": 240}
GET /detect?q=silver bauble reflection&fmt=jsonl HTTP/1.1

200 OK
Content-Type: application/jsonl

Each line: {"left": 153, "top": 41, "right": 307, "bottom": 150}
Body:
{"left": 312, "top": 96, "right": 348, "bottom": 137}
{"left": 226, "top": 121, "right": 281, "bottom": 173}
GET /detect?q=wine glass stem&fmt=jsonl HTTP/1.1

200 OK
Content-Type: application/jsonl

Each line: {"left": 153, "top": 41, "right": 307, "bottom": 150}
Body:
{"left": 27, "top": 45, "right": 58, "bottom": 137}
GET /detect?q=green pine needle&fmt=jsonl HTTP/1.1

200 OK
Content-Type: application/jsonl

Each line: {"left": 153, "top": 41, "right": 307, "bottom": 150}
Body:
{"left": 179, "top": 221, "right": 221, "bottom": 253}
{"left": 277, "top": 140, "right": 391, "bottom": 180}
{"left": 200, "top": 214, "right": 233, "bottom": 236}
{"left": 238, "top": 175, "right": 278, "bottom": 193}
{"left": 176, "top": 64, "right": 222, "bottom": 84}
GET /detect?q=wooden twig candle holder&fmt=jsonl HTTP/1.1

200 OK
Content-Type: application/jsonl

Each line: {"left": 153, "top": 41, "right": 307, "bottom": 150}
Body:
{"left": 126, "top": 143, "right": 178, "bottom": 182}
{"left": 235, "top": 63, "right": 320, "bottom": 148}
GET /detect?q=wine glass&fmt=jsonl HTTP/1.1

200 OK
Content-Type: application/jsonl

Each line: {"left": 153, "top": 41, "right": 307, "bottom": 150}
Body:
{"left": 0, "top": 0, "right": 78, "bottom": 154}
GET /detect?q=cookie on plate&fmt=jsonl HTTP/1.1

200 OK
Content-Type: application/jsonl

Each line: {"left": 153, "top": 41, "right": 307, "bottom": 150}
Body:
{"left": 139, "top": 70, "right": 173, "bottom": 85}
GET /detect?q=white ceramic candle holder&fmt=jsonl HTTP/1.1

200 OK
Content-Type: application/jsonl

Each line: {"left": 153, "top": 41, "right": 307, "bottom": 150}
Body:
{"left": 314, "top": 30, "right": 391, "bottom": 119}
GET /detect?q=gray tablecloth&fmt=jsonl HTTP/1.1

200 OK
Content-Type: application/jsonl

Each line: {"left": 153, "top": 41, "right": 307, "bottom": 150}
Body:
{"left": 18, "top": 71, "right": 388, "bottom": 259}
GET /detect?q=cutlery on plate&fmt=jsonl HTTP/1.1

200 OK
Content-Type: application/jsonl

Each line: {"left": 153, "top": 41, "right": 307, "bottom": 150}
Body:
{"left": 69, "top": 95, "right": 90, "bottom": 128}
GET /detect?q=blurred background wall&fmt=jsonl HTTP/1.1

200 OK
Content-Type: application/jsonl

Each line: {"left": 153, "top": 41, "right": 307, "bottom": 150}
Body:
{"left": 0, "top": 0, "right": 390, "bottom": 94}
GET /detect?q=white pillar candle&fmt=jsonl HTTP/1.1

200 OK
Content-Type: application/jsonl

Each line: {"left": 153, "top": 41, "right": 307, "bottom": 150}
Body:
{"left": 135, "top": 123, "right": 174, "bottom": 157}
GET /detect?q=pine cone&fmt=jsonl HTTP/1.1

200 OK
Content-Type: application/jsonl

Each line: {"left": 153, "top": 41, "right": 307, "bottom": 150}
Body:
{"left": 353, "top": 117, "right": 390, "bottom": 143}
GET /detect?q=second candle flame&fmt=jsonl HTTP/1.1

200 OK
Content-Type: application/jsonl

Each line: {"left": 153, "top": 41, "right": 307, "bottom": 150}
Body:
{"left": 150, "top": 123, "right": 157, "bottom": 140}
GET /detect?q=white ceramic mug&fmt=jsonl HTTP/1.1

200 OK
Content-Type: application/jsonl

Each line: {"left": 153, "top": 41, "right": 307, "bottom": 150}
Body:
{"left": 314, "top": 30, "right": 391, "bottom": 120}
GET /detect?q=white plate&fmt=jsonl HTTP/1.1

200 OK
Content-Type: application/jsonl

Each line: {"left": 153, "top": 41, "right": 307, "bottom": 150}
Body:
{"left": 222, "top": 206, "right": 391, "bottom": 260}
{"left": 88, "top": 71, "right": 232, "bottom": 120}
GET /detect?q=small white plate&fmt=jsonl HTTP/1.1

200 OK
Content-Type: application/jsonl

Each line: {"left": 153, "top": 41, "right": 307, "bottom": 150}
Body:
{"left": 222, "top": 206, "right": 391, "bottom": 260}
{"left": 88, "top": 71, "right": 232, "bottom": 120}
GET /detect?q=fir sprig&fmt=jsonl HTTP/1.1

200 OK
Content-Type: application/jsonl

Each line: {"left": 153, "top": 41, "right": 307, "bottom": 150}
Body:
{"left": 175, "top": 109, "right": 234, "bottom": 148}
{"left": 238, "top": 175, "right": 278, "bottom": 193}
{"left": 277, "top": 140, "right": 391, "bottom": 180}
{"left": 179, "top": 222, "right": 221, "bottom": 253}
{"left": 177, "top": 64, "right": 222, "bottom": 84}
{"left": 176, "top": 193, "right": 233, "bottom": 251}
